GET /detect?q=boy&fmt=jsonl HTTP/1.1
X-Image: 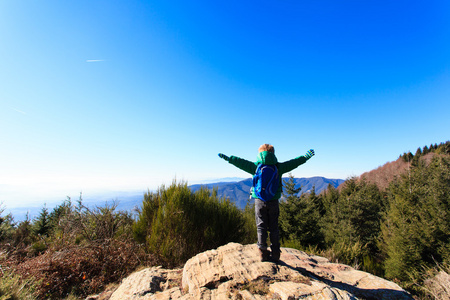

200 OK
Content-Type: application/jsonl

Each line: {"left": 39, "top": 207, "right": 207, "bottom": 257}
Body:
{"left": 218, "top": 144, "right": 315, "bottom": 262}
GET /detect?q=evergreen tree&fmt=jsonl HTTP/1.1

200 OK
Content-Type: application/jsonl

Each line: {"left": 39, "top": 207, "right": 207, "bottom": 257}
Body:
{"left": 415, "top": 147, "right": 423, "bottom": 157}
{"left": 412, "top": 148, "right": 422, "bottom": 166}
{"left": 381, "top": 155, "right": 450, "bottom": 282}
{"left": 320, "top": 184, "right": 339, "bottom": 212}
{"left": 347, "top": 180, "right": 384, "bottom": 255}
{"left": 13, "top": 213, "right": 33, "bottom": 246}
{"left": 279, "top": 174, "right": 301, "bottom": 242}
{"left": 321, "top": 178, "right": 384, "bottom": 267}
{"left": 283, "top": 173, "right": 301, "bottom": 197}
{"left": 443, "top": 141, "right": 450, "bottom": 155}
{"left": 319, "top": 184, "right": 340, "bottom": 245}
{"left": 402, "top": 151, "right": 414, "bottom": 163}
{"left": 49, "top": 198, "right": 72, "bottom": 229}
{"left": 33, "top": 204, "right": 51, "bottom": 237}
{"left": 312, "top": 186, "right": 326, "bottom": 217}
{"left": 279, "top": 174, "right": 324, "bottom": 248}
{"left": 322, "top": 178, "right": 361, "bottom": 247}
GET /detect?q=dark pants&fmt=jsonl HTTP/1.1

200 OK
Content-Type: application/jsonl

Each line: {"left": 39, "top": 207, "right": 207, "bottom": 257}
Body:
{"left": 255, "top": 198, "right": 280, "bottom": 252}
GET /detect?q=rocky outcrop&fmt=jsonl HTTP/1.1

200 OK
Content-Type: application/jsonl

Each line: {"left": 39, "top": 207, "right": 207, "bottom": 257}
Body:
{"left": 107, "top": 267, "right": 183, "bottom": 300}
{"left": 101, "top": 243, "right": 412, "bottom": 300}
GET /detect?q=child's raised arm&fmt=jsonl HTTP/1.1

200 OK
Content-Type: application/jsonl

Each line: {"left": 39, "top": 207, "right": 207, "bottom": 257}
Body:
{"left": 218, "top": 153, "right": 257, "bottom": 175}
{"left": 278, "top": 149, "right": 315, "bottom": 174}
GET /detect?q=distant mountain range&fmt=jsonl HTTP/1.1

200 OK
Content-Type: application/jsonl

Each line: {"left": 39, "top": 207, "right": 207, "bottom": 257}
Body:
{"left": 7, "top": 177, "right": 344, "bottom": 222}
{"left": 189, "top": 177, "right": 345, "bottom": 209}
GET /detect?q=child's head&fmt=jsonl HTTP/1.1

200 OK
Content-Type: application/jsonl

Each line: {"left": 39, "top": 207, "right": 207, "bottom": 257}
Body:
{"left": 259, "top": 144, "right": 275, "bottom": 153}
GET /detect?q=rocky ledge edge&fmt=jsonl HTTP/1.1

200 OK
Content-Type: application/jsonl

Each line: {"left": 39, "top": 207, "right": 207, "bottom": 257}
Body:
{"left": 88, "top": 242, "right": 412, "bottom": 300}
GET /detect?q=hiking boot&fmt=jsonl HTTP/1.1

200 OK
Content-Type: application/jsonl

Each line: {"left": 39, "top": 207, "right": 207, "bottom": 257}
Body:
{"left": 270, "top": 250, "right": 280, "bottom": 262}
{"left": 259, "top": 249, "right": 271, "bottom": 262}
{"left": 270, "top": 245, "right": 281, "bottom": 263}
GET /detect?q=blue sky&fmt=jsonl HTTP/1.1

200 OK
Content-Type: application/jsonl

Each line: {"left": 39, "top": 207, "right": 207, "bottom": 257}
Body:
{"left": 1, "top": 0, "right": 449, "bottom": 210}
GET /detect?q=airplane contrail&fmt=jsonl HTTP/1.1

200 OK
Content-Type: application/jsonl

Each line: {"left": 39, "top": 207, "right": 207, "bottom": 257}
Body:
{"left": 11, "top": 107, "right": 27, "bottom": 115}
{"left": 86, "top": 59, "right": 104, "bottom": 62}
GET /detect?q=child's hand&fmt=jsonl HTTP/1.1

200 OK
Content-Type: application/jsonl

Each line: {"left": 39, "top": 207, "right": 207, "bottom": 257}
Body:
{"left": 218, "top": 153, "right": 230, "bottom": 161}
{"left": 305, "top": 149, "right": 315, "bottom": 159}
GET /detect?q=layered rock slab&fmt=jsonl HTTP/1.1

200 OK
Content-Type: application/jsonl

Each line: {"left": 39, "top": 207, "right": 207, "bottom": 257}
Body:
{"left": 106, "top": 243, "right": 412, "bottom": 300}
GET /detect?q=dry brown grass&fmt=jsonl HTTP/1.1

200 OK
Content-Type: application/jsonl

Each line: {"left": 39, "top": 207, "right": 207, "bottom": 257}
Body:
{"left": 3, "top": 239, "right": 156, "bottom": 300}
{"left": 423, "top": 265, "right": 450, "bottom": 300}
{"left": 241, "top": 278, "right": 270, "bottom": 295}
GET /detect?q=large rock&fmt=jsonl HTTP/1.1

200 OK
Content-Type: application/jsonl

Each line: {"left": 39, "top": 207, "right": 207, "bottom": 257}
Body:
{"left": 105, "top": 243, "right": 412, "bottom": 300}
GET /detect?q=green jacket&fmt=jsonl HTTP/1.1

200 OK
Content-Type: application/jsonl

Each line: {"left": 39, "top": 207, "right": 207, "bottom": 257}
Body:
{"left": 227, "top": 151, "right": 309, "bottom": 201}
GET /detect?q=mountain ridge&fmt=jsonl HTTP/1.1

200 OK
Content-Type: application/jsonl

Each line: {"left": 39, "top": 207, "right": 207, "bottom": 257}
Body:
{"left": 189, "top": 176, "right": 345, "bottom": 209}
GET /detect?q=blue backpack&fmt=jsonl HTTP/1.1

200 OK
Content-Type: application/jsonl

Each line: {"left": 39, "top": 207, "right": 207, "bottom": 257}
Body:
{"left": 252, "top": 164, "right": 279, "bottom": 202}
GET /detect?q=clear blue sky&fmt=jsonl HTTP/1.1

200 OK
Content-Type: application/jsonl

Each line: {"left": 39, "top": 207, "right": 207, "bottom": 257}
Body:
{"left": 1, "top": 0, "right": 449, "bottom": 209}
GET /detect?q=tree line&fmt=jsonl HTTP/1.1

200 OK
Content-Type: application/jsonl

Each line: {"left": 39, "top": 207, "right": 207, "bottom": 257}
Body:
{"left": 278, "top": 144, "right": 449, "bottom": 298}
{"left": 400, "top": 141, "right": 450, "bottom": 164}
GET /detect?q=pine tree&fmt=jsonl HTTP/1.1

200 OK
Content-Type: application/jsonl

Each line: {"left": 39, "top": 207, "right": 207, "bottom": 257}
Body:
{"left": 279, "top": 174, "right": 324, "bottom": 248}
{"left": 415, "top": 147, "right": 423, "bottom": 156}
{"left": 412, "top": 148, "right": 423, "bottom": 166}
{"left": 319, "top": 184, "right": 340, "bottom": 245}
{"left": 321, "top": 178, "right": 384, "bottom": 265}
{"left": 402, "top": 151, "right": 414, "bottom": 163}
{"left": 33, "top": 204, "right": 51, "bottom": 237}
{"left": 283, "top": 173, "right": 301, "bottom": 198}
{"left": 347, "top": 180, "right": 384, "bottom": 255}
{"left": 13, "top": 213, "right": 33, "bottom": 246}
{"left": 381, "top": 155, "right": 450, "bottom": 282}
{"left": 49, "top": 198, "right": 72, "bottom": 227}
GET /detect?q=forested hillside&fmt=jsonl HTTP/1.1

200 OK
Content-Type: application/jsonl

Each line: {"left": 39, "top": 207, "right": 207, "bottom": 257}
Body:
{"left": 0, "top": 141, "right": 448, "bottom": 299}
{"left": 279, "top": 141, "right": 449, "bottom": 298}
{"left": 344, "top": 141, "right": 450, "bottom": 190}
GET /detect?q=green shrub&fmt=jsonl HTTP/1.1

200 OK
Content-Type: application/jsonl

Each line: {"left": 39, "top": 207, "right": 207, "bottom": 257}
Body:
{"left": 133, "top": 180, "right": 252, "bottom": 267}
{"left": 30, "top": 241, "right": 47, "bottom": 256}
{"left": 45, "top": 197, "right": 134, "bottom": 245}
{"left": 241, "top": 199, "right": 257, "bottom": 245}
{"left": 281, "top": 239, "right": 303, "bottom": 251}
{"left": 320, "top": 178, "right": 385, "bottom": 266}
{"left": 0, "top": 207, "right": 15, "bottom": 242}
